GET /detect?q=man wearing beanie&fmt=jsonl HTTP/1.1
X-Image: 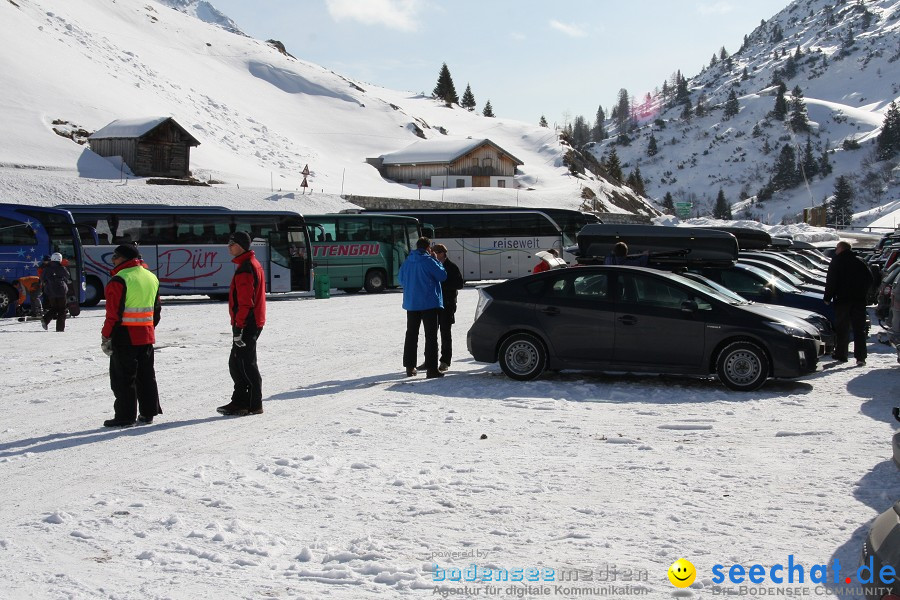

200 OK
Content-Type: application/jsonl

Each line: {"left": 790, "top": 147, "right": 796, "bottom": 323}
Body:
{"left": 101, "top": 243, "right": 163, "bottom": 427}
{"left": 39, "top": 252, "right": 72, "bottom": 332}
{"left": 218, "top": 231, "right": 266, "bottom": 416}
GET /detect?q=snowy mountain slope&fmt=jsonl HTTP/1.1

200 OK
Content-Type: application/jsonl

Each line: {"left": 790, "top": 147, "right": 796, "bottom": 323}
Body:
{"left": 0, "top": 0, "right": 653, "bottom": 216}
{"left": 594, "top": 0, "right": 900, "bottom": 229}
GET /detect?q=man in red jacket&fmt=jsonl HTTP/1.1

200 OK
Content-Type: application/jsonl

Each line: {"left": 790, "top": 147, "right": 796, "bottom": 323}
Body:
{"left": 218, "top": 231, "right": 266, "bottom": 416}
{"left": 101, "top": 244, "right": 162, "bottom": 427}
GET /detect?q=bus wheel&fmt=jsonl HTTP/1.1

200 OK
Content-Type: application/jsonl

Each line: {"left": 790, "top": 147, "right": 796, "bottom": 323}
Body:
{"left": 341, "top": 288, "right": 361, "bottom": 294}
{"left": 0, "top": 283, "right": 17, "bottom": 316}
{"left": 83, "top": 276, "right": 103, "bottom": 307}
{"left": 364, "top": 269, "right": 387, "bottom": 294}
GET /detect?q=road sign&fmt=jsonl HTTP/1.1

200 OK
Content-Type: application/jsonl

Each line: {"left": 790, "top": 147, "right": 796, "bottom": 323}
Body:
{"left": 674, "top": 202, "right": 692, "bottom": 208}
{"left": 300, "top": 176, "right": 308, "bottom": 188}
{"left": 301, "top": 165, "right": 310, "bottom": 176}
{"left": 674, "top": 201, "right": 692, "bottom": 219}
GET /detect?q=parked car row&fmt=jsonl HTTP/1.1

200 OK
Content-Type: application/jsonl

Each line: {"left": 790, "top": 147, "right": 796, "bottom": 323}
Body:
{"left": 466, "top": 224, "right": 867, "bottom": 392}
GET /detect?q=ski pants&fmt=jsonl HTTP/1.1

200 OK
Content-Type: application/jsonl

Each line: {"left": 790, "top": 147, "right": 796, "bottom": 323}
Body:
{"left": 403, "top": 308, "right": 439, "bottom": 371}
{"left": 110, "top": 344, "right": 161, "bottom": 421}
{"left": 229, "top": 326, "right": 263, "bottom": 412}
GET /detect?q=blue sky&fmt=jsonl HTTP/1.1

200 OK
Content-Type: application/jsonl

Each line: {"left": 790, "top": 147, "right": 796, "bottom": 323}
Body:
{"left": 210, "top": 0, "right": 792, "bottom": 126}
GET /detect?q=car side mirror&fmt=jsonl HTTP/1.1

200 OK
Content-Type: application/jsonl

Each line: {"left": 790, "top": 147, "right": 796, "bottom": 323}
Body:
{"left": 681, "top": 299, "right": 699, "bottom": 312}
{"left": 761, "top": 287, "right": 774, "bottom": 296}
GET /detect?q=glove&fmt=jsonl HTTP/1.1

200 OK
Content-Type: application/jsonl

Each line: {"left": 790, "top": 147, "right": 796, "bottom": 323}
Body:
{"left": 101, "top": 336, "right": 113, "bottom": 357}
{"left": 233, "top": 329, "right": 246, "bottom": 348}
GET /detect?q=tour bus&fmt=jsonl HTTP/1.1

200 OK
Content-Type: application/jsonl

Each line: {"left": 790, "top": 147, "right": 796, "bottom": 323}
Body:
{"left": 353, "top": 208, "right": 601, "bottom": 281}
{"left": 304, "top": 213, "right": 422, "bottom": 293}
{"left": 57, "top": 204, "right": 312, "bottom": 305}
{"left": 0, "top": 203, "right": 87, "bottom": 316}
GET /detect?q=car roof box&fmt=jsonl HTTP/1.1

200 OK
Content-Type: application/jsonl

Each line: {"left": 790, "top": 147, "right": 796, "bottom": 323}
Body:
{"left": 576, "top": 224, "right": 739, "bottom": 267}
{"left": 701, "top": 227, "right": 772, "bottom": 250}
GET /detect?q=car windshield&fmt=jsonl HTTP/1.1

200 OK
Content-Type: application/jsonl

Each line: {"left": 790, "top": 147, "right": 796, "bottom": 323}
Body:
{"left": 738, "top": 263, "right": 801, "bottom": 293}
{"left": 666, "top": 272, "right": 739, "bottom": 304}
{"left": 681, "top": 273, "right": 749, "bottom": 304}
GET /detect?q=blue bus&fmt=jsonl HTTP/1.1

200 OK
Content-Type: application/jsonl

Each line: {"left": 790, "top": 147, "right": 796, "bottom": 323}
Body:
{"left": 0, "top": 204, "right": 86, "bottom": 316}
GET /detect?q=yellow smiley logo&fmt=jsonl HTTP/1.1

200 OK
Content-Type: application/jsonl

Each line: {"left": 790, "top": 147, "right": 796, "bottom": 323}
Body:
{"left": 667, "top": 558, "right": 696, "bottom": 588}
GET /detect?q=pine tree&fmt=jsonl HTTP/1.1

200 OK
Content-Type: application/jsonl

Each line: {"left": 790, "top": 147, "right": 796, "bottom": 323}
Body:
{"left": 752, "top": 123, "right": 762, "bottom": 137}
{"left": 605, "top": 148, "right": 623, "bottom": 183}
{"left": 460, "top": 84, "right": 476, "bottom": 111}
{"left": 539, "top": 115, "right": 549, "bottom": 128}
{"left": 675, "top": 71, "right": 690, "bottom": 107}
{"left": 789, "top": 86, "right": 809, "bottom": 133}
{"left": 482, "top": 100, "right": 494, "bottom": 117}
{"left": 828, "top": 176, "right": 854, "bottom": 226}
{"left": 713, "top": 188, "right": 732, "bottom": 219}
{"left": 723, "top": 89, "right": 740, "bottom": 119}
{"left": 818, "top": 151, "right": 833, "bottom": 177}
{"left": 800, "top": 138, "right": 819, "bottom": 179}
{"left": 783, "top": 54, "right": 797, "bottom": 79}
{"left": 571, "top": 115, "right": 590, "bottom": 148}
{"left": 771, "top": 82, "right": 788, "bottom": 120}
{"left": 695, "top": 92, "right": 707, "bottom": 118}
{"left": 719, "top": 46, "right": 728, "bottom": 61}
{"left": 709, "top": 53, "right": 718, "bottom": 68}
{"left": 662, "top": 191, "right": 675, "bottom": 213}
{"left": 615, "top": 89, "right": 630, "bottom": 131}
{"left": 626, "top": 166, "right": 646, "bottom": 196}
{"left": 647, "top": 132, "right": 659, "bottom": 157}
{"left": 772, "top": 144, "right": 799, "bottom": 190}
{"left": 680, "top": 101, "right": 692, "bottom": 121}
{"left": 876, "top": 101, "right": 900, "bottom": 160}
{"left": 592, "top": 105, "right": 606, "bottom": 142}
{"left": 741, "top": 67, "right": 749, "bottom": 81}
{"left": 432, "top": 63, "right": 458, "bottom": 105}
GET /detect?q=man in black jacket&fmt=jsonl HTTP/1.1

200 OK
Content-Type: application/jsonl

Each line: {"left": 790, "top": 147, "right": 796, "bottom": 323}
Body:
{"left": 824, "top": 241, "right": 874, "bottom": 365}
{"left": 429, "top": 244, "right": 464, "bottom": 372}
{"left": 40, "top": 252, "right": 71, "bottom": 332}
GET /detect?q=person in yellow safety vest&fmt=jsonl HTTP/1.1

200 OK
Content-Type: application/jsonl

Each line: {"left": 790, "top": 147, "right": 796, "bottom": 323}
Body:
{"left": 100, "top": 244, "right": 163, "bottom": 428}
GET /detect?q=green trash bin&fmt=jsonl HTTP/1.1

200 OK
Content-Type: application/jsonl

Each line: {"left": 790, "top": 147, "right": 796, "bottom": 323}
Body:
{"left": 314, "top": 273, "right": 330, "bottom": 299}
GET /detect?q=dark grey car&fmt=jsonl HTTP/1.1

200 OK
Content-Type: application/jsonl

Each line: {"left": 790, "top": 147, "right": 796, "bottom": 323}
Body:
{"left": 467, "top": 265, "right": 822, "bottom": 391}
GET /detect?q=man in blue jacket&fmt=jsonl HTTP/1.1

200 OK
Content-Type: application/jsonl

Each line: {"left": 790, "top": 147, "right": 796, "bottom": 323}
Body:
{"left": 398, "top": 237, "right": 447, "bottom": 378}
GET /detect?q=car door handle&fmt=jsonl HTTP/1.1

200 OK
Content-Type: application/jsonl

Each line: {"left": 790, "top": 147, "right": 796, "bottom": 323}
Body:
{"left": 617, "top": 315, "right": 637, "bottom": 325}
{"left": 540, "top": 307, "right": 560, "bottom": 315}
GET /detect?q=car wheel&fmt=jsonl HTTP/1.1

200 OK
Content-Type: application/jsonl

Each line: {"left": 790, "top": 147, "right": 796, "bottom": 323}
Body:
{"left": 83, "top": 276, "right": 103, "bottom": 307}
{"left": 0, "top": 283, "right": 17, "bottom": 316}
{"left": 716, "top": 341, "right": 769, "bottom": 391}
{"left": 498, "top": 333, "right": 547, "bottom": 381}
{"left": 364, "top": 269, "right": 386, "bottom": 293}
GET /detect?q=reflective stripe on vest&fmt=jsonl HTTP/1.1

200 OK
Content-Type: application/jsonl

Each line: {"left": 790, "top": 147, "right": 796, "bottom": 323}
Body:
{"left": 117, "top": 266, "right": 159, "bottom": 328}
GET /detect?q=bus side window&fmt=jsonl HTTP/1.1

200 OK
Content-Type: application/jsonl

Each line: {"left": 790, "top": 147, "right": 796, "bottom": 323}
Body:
{"left": 0, "top": 217, "right": 36, "bottom": 244}
{"left": 324, "top": 233, "right": 333, "bottom": 242}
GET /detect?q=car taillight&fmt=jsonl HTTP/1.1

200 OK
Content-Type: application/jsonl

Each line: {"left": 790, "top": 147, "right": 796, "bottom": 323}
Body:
{"left": 473, "top": 289, "right": 493, "bottom": 321}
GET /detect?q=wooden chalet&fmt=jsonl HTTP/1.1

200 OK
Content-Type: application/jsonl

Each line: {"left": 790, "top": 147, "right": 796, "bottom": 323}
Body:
{"left": 369, "top": 138, "right": 523, "bottom": 189}
{"left": 88, "top": 117, "right": 200, "bottom": 178}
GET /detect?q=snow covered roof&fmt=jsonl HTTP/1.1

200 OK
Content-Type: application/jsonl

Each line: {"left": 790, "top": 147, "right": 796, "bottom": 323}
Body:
{"left": 89, "top": 116, "right": 199, "bottom": 145}
{"left": 379, "top": 138, "right": 523, "bottom": 166}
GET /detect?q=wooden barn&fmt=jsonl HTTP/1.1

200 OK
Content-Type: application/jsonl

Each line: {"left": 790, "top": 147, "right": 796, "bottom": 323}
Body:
{"left": 88, "top": 117, "right": 200, "bottom": 178}
{"left": 368, "top": 138, "right": 523, "bottom": 189}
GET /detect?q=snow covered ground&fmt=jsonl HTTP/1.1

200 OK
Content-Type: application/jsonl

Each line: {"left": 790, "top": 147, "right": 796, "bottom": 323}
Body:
{"left": 1, "top": 287, "right": 898, "bottom": 599}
